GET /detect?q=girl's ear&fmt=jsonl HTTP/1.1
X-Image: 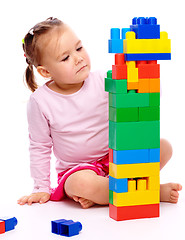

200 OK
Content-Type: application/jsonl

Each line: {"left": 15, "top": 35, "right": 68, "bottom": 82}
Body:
{"left": 37, "top": 66, "right": 51, "bottom": 78}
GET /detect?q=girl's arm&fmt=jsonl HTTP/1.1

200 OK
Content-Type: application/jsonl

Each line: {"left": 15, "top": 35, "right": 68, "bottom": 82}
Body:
{"left": 18, "top": 96, "right": 53, "bottom": 205}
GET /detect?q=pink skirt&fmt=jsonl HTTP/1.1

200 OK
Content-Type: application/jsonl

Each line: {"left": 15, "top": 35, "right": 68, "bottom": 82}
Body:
{"left": 50, "top": 154, "right": 109, "bottom": 201}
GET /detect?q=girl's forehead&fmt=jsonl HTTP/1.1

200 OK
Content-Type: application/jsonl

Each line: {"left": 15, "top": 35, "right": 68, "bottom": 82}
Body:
{"left": 57, "top": 27, "right": 80, "bottom": 46}
{"left": 43, "top": 26, "right": 80, "bottom": 55}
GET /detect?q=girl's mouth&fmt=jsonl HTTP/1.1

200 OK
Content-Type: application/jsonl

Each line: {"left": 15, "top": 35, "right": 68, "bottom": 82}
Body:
{"left": 77, "top": 65, "right": 87, "bottom": 73}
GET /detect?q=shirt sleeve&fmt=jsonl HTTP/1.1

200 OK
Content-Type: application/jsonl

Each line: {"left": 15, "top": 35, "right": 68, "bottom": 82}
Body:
{"left": 27, "top": 96, "right": 53, "bottom": 194}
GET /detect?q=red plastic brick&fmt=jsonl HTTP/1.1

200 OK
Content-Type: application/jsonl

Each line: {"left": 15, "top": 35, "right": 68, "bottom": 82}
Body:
{"left": 109, "top": 203, "right": 160, "bottom": 221}
{"left": 0, "top": 221, "right": 5, "bottom": 234}
{"left": 115, "top": 54, "right": 126, "bottom": 65}
{"left": 137, "top": 61, "right": 160, "bottom": 79}
{"left": 112, "top": 65, "right": 127, "bottom": 79}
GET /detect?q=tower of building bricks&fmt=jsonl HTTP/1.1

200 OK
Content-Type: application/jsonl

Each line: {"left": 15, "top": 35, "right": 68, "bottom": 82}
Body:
{"left": 105, "top": 17, "right": 171, "bottom": 221}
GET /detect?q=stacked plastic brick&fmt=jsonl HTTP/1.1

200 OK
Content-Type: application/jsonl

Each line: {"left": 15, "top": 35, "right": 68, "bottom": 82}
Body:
{"left": 105, "top": 17, "right": 171, "bottom": 221}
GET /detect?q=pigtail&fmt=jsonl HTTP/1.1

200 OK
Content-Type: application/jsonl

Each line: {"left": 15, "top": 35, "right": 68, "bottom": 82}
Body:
{"left": 23, "top": 32, "right": 38, "bottom": 92}
{"left": 25, "top": 64, "right": 38, "bottom": 92}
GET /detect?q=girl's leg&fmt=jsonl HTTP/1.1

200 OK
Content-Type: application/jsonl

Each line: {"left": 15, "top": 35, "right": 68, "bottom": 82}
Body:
{"left": 65, "top": 139, "right": 182, "bottom": 208}
{"left": 160, "top": 138, "right": 173, "bottom": 170}
{"left": 64, "top": 169, "right": 109, "bottom": 208}
{"left": 160, "top": 138, "right": 182, "bottom": 203}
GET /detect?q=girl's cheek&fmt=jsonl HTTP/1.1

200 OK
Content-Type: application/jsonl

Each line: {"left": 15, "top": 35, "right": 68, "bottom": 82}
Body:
{"left": 86, "top": 53, "right": 91, "bottom": 67}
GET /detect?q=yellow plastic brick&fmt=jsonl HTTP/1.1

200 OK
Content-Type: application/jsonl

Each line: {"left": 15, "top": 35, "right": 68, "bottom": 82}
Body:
{"left": 148, "top": 175, "right": 160, "bottom": 191}
{"left": 113, "top": 190, "right": 159, "bottom": 207}
{"left": 137, "top": 179, "right": 147, "bottom": 191}
{"left": 128, "top": 179, "right": 136, "bottom": 192}
{"left": 123, "top": 31, "right": 171, "bottom": 54}
{"left": 109, "top": 162, "right": 160, "bottom": 179}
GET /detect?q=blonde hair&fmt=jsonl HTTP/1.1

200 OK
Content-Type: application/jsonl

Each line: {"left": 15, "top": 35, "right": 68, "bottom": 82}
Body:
{"left": 22, "top": 17, "right": 64, "bottom": 92}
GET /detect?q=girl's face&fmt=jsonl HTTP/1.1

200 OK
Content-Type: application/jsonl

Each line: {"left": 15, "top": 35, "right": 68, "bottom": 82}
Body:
{"left": 38, "top": 26, "right": 91, "bottom": 93}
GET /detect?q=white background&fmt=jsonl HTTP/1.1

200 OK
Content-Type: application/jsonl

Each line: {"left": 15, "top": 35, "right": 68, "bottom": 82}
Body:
{"left": 0, "top": 0, "right": 185, "bottom": 239}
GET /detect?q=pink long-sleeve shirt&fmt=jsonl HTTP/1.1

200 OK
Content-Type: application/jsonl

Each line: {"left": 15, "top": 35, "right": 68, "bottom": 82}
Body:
{"left": 27, "top": 71, "right": 109, "bottom": 193}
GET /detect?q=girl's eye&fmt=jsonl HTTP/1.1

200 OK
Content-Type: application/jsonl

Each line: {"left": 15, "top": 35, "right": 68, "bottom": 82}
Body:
{"left": 77, "top": 46, "right": 83, "bottom": 51}
{"left": 62, "top": 55, "right": 69, "bottom": 61}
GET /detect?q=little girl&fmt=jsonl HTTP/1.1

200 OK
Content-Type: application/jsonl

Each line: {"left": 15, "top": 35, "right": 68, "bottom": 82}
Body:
{"left": 18, "top": 17, "right": 182, "bottom": 209}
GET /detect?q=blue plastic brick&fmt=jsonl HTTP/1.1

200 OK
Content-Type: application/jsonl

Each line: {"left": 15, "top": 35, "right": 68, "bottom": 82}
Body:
{"left": 109, "top": 28, "right": 123, "bottom": 53}
{"left": 51, "top": 219, "right": 82, "bottom": 237}
{"left": 109, "top": 176, "right": 128, "bottom": 193}
{"left": 0, "top": 217, "right": 18, "bottom": 232}
{"left": 111, "top": 28, "right": 120, "bottom": 39}
{"left": 130, "top": 17, "right": 160, "bottom": 39}
{"left": 124, "top": 53, "right": 171, "bottom": 61}
{"left": 132, "top": 17, "right": 158, "bottom": 25}
{"left": 108, "top": 39, "right": 123, "bottom": 53}
{"left": 113, "top": 149, "right": 149, "bottom": 164}
{"left": 149, "top": 148, "right": 160, "bottom": 162}
{"left": 52, "top": 219, "right": 66, "bottom": 234}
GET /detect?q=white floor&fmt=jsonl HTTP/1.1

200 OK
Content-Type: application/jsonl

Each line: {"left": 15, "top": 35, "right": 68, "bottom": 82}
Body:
{"left": 0, "top": 191, "right": 185, "bottom": 240}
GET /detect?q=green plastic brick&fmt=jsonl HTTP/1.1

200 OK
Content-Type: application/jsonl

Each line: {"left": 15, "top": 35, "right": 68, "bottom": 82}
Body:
{"left": 109, "top": 92, "right": 149, "bottom": 108}
{"left": 149, "top": 93, "right": 160, "bottom": 107}
{"left": 105, "top": 78, "right": 127, "bottom": 93}
{"left": 109, "top": 190, "right": 113, "bottom": 204}
{"left": 109, "top": 107, "right": 139, "bottom": 122}
{"left": 107, "top": 70, "right": 112, "bottom": 78}
{"left": 109, "top": 120, "right": 160, "bottom": 150}
{"left": 139, "top": 106, "right": 160, "bottom": 121}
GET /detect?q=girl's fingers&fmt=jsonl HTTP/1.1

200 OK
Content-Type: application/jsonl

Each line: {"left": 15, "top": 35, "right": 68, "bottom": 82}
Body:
{"left": 18, "top": 196, "right": 29, "bottom": 205}
{"left": 18, "top": 193, "right": 50, "bottom": 205}
{"left": 40, "top": 194, "right": 50, "bottom": 204}
{"left": 27, "top": 195, "right": 39, "bottom": 205}
{"left": 27, "top": 197, "right": 34, "bottom": 205}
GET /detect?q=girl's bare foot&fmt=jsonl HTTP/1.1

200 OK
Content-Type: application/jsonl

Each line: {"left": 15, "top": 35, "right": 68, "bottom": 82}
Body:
{"left": 73, "top": 196, "right": 95, "bottom": 209}
{"left": 160, "top": 183, "right": 182, "bottom": 203}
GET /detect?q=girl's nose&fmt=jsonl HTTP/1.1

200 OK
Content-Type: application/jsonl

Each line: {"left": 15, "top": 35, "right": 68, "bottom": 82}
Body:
{"left": 74, "top": 53, "right": 83, "bottom": 65}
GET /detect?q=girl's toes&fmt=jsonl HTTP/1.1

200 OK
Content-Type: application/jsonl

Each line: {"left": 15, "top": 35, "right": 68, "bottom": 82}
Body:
{"left": 170, "top": 190, "right": 179, "bottom": 203}
{"left": 73, "top": 196, "right": 80, "bottom": 202}
{"left": 78, "top": 198, "right": 95, "bottom": 209}
{"left": 171, "top": 183, "right": 182, "bottom": 191}
{"left": 78, "top": 198, "right": 87, "bottom": 208}
{"left": 171, "top": 190, "right": 179, "bottom": 198}
{"left": 177, "top": 184, "right": 182, "bottom": 191}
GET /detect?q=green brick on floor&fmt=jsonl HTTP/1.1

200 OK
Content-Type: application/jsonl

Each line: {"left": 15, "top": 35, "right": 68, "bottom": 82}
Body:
{"left": 105, "top": 78, "right": 127, "bottom": 94}
{"left": 149, "top": 93, "right": 160, "bottom": 107}
{"left": 109, "top": 92, "right": 149, "bottom": 108}
{"left": 109, "top": 120, "right": 160, "bottom": 150}
{"left": 109, "top": 107, "right": 139, "bottom": 122}
{"left": 139, "top": 106, "right": 160, "bottom": 121}
{"left": 109, "top": 190, "right": 113, "bottom": 205}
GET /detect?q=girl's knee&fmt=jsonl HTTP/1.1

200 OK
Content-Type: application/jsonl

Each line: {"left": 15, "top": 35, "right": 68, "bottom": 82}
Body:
{"left": 64, "top": 170, "right": 98, "bottom": 198}
{"left": 160, "top": 138, "right": 173, "bottom": 160}
{"left": 160, "top": 139, "right": 173, "bottom": 170}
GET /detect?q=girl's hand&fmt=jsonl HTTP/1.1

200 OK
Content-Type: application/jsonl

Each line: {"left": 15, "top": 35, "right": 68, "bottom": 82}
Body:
{"left": 17, "top": 192, "right": 50, "bottom": 205}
